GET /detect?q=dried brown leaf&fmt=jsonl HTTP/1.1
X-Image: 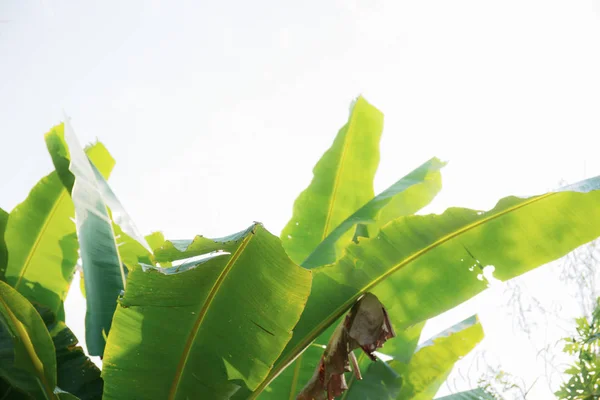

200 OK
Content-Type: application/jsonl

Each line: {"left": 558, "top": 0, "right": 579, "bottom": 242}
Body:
{"left": 297, "top": 293, "right": 395, "bottom": 400}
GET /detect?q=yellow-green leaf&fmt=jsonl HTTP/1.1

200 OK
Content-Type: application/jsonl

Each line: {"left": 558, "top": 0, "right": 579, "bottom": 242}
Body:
{"left": 102, "top": 223, "right": 312, "bottom": 400}
{"left": 281, "top": 96, "right": 384, "bottom": 265}
{"left": 252, "top": 176, "right": 600, "bottom": 397}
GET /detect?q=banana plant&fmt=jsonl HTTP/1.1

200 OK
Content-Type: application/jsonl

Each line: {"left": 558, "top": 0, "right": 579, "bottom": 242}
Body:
{"left": 1, "top": 96, "right": 600, "bottom": 400}
{"left": 242, "top": 98, "right": 599, "bottom": 399}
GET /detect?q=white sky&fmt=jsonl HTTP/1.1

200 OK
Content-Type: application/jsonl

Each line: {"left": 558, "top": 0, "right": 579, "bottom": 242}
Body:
{"left": 2, "top": 1, "right": 600, "bottom": 398}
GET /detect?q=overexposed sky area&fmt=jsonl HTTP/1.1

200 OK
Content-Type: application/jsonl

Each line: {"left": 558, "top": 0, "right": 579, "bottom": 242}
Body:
{"left": 2, "top": 1, "right": 600, "bottom": 398}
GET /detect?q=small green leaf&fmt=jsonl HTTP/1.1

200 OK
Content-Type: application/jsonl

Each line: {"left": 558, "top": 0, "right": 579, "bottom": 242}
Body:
{"left": 145, "top": 232, "right": 167, "bottom": 253}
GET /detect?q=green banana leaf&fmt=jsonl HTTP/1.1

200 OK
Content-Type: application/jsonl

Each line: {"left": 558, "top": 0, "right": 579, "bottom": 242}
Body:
{"left": 0, "top": 284, "right": 100, "bottom": 400}
{"left": 92, "top": 160, "right": 156, "bottom": 270}
{"left": 35, "top": 305, "right": 103, "bottom": 400}
{"left": 340, "top": 315, "right": 482, "bottom": 400}
{"left": 379, "top": 322, "right": 425, "bottom": 364}
{"left": 112, "top": 223, "right": 153, "bottom": 270}
{"left": 80, "top": 194, "right": 165, "bottom": 301}
{"left": 153, "top": 228, "right": 261, "bottom": 263}
{"left": 262, "top": 101, "right": 442, "bottom": 399}
{"left": 144, "top": 231, "right": 167, "bottom": 254}
{"left": 272, "top": 318, "right": 424, "bottom": 400}
{"left": 102, "top": 223, "right": 312, "bottom": 400}
{"left": 3, "top": 124, "right": 113, "bottom": 321}
{"left": 0, "top": 208, "right": 7, "bottom": 279}
{"left": 46, "top": 118, "right": 122, "bottom": 356}
{"left": 0, "top": 280, "right": 59, "bottom": 399}
{"left": 395, "top": 315, "right": 483, "bottom": 399}
{"left": 90, "top": 162, "right": 151, "bottom": 254}
{"left": 303, "top": 157, "right": 446, "bottom": 269}
{"left": 144, "top": 231, "right": 171, "bottom": 267}
{"left": 342, "top": 357, "right": 403, "bottom": 400}
{"left": 434, "top": 388, "right": 495, "bottom": 400}
{"left": 55, "top": 393, "right": 80, "bottom": 400}
{"left": 280, "top": 96, "right": 384, "bottom": 265}
{"left": 251, "top": 176, "right": 600, "bottom": 397}
{"left": 266, "top": 154, "right": 444, "bottom": 397}
{"left": 257, "top": 318, "right": 425, "bottom": 400}
{"left": 256, "top": 342, "right": 325, "bottom": 400}
{"left": 296, "top": 161, "right": 445, "bottom": 380}
{"left": 0, "top": 376, "right": 30, "bottom": 399}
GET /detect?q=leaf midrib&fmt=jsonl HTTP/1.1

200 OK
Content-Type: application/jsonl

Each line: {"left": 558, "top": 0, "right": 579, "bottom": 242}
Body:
{"left": 251, "top": 191, "right": 556, "bottom": 398}
{"left": 14, "top": 189, "right": 67, "bottom": 291}
{"left": 321, "top": 105, "right": 359, "bottom": 241}
{"left": 167, "top": 231, "right": 254, "bottom": 400}
{"left": 287, "top": 354, "right": 303, "bottom": 400}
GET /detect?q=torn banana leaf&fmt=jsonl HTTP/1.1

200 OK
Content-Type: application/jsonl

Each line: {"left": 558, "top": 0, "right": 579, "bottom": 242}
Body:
{"left": 251, "top": 176, "right": 600, "bottom": 397}
{"left": 102, "top": 223, "right": 312, "bottom": 400}
{"left": 265, "top": 100, "right": 443, "bottom": 399}
{"left": 302, "top": 157, "right": 445, "bottom": 269}
{"left": 46, "top": 117, "right": 137, "bottom": 356}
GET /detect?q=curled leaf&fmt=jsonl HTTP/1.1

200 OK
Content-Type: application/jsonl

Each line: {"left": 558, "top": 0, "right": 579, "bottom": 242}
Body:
{"left": 297, "top": 293, "right": 395, "bottom": 400}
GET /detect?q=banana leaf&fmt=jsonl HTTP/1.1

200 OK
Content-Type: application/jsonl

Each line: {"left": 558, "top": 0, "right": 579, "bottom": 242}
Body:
{"left": 262, "top": 100, "right": 443, "bottom": 399}
{"left": 251, "top": 176, "right": 600, "bottom": 397}
{"left": 0, "top": 376, "right": 30, "bottom": 399}
{"left": 434, "top": 388, "right": 495, "bottom": 400}
{"left": 35, "top": 305, "right": 103, "bottom": 400}
{"left": 395, "top": 315, "right": 483, "bottom": 399}
{"left": 342, "top": 357, "right": 402, "bottom": 400}
{"left": 46, "top": 118, "right": 122, "bottom": 356}
{"left": 303, "top": 157, "right": 445, "bottom": 269}
{"left": 0, "top": 280, "right": 58, "bottom": 399}
{"left": 268, "top": 154, "right": 445, "bottom": 397}
{"left": 0, "top": 208, "right": 7, "bottom": 279}
{"left": 3, "top": 124, "right": 113, "bottom": 321}
{"left": 102, "top": 223, "right": 312, "bottom": 400}
{"left": 280, "top": 95, "right": 383, "bottom": 265}
{"left": 144, "top": 231, "right": 167, "bottom": 254}
{"left": 307, "top": 315, "right": 483, "bottom": 400}
{"left": 90, "top": 162, "right": 151, "bottom": 253}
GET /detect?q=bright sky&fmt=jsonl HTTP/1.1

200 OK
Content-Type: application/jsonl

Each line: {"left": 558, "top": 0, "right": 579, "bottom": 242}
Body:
{"left": 2, "top": 1, "right": 600, "bottom": 398}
